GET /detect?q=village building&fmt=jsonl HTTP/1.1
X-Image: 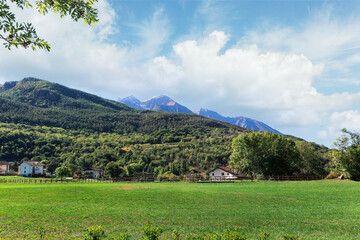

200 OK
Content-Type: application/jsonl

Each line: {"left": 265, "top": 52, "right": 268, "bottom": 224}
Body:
{"left": 83, "top": 168, "right": 104, "bottom": 179}
{"left": 208, "top": 166, "right": 248, "bottom": 180}
{"left": 19, "top": 161, "right": 45, "bottom": 177}
{"left": 0, "top": 161, "right": 11, "bottom": 174}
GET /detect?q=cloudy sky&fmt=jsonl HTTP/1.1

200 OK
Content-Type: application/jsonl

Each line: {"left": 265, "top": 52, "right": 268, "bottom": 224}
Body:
{"left": 1, "top": 0, "right": 360, "bottom": 147}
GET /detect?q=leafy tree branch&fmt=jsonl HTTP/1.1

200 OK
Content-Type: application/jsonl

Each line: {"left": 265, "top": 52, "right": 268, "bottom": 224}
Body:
{"left": 0, "top": 0, "right": 98, "bottom": 51}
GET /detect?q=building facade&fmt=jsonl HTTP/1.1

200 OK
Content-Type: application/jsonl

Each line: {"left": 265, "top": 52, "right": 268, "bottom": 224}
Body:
{"left": 19, "top": 162, "right": 45, "bottom": 177}
{"left": 0, "top": 161, "right": 11, "bottom": 174}
{"left": 208, "top": 167, "right": 239, "bottom": 180}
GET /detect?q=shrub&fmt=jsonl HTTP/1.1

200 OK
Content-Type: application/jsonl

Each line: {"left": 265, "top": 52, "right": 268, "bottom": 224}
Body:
{"left": 258, "top": 230, "right": 270, "bottom": 240}
{"left": 282, "top": 234, "right": 299, "bottom": 240}
{"left": 186, "top": 233, "right": 208, "bottom": 240}
{"left": 186, "top": 230, "right": 247, "bottom": 240}
{"left": 111, "top": 233, "right": 131, "bottom": 240}
{"left": 37, "top": 226, "right": 46, "bottom": 240}
{"left": 143, "top": 226, "right": 163, "bottom": 240}
{"left": 172, "top": 230, "right": 180, "bottom": 240}
{"left": 84, "top": 226, "right": 106, "bottom": 240}
{"left": 221, "top": 229, "right": 247, "bottom": 240}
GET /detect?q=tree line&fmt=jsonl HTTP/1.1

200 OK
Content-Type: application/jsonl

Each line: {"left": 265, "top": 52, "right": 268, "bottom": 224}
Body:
{"left": 2, "top": 122, "right": 359, "bottom": 180}
{"left": 0, "top": 123, "right": 235, "bottom": 178}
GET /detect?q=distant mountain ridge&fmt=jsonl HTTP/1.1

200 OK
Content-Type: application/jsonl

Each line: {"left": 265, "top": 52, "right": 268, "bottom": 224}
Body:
{"left": 0, "top": 77, "right": 246, "bottom": 136}
{"left": 194, "top": 108, "right": 280, "bottom": 134}
{"left": 119, "top": 95, "right": 280, "bottom": 134}
{"left": 120, "top": 95, "right": 193, "bottom": 114}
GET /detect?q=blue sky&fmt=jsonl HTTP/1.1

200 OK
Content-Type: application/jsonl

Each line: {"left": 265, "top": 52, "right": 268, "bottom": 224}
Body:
{"left": 1, "top": 0, "right": 360, "bottom": 147}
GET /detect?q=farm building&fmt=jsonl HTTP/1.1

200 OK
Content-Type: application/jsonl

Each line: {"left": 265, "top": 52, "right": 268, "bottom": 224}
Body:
{"left": 19, "top": 161, "right": 45, "bottom": 177}
{"left": 84, "top": 168, "right": 104, "bottom": 179}
{"left": 0, "top": 161, "right": 11, "bottom": 174}
{"left": 209, "top": 166, "right": 248, "bottom": 180}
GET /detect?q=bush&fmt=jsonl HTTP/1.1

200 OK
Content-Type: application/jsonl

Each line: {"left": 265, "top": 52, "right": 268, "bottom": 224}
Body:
{"left": 84, "top": 226, "right": 106, "bottom": 240}
{"left": 37, "top": 226, "right": 46, "bottom": 240}
{"left": 186, "top": 230, "right": 247, "bottom": 240}
{"left": 111, "top": 233, "right": 131, "bottom": 240}
{"left": 143, "top": 226, "right": 163, "bottom": 240}
{"left": 282, "top": 234, "right": 299, "bottom": 240}
{"left": 221, "top": 229, "right": 247, "bottom": 240}
{"left": 172, "top": 230, "right": 180, "bottom": 240}
{"left": 257, "top": 230, "right": 270, "bottom": 240}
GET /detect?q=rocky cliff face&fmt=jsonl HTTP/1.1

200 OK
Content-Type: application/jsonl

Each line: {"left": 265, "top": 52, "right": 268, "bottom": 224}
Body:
{"left": 119, "top": 95, "right": 193, "bottom": 114}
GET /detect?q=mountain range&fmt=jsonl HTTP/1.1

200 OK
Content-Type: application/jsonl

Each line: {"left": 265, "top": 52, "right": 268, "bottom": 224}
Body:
{"left": 0, "top": 78, "right": 247, "bottom": 138}
{"left": 119, "top": 95, "right": 280, "bottom": 134}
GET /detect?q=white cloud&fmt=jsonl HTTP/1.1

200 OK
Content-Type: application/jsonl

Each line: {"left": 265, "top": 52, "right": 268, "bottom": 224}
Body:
{"left": 149, "top": 31, "right": 360, "bottom": 128}
{"left": 0, "top": 1, "right": 171, "bottom": 97}
{"left": 126, "top": 8, "right": 171, "bottom": 63}
{"left": 1, "top": 2, "right": 360, "bottom": 146}
{"left": 318, "top": 110, "right": 360, "bottom": 145}
{"left": 242, "top": 7, "right": 360, "bottom": 62}
{"left": 241, "top": 6, "right": 360, "bottom": 86}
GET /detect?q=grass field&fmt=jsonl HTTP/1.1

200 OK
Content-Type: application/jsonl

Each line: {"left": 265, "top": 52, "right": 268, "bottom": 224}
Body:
{"left": 0, "top": 180, "right": 359, "bottom": 239}
{"left": 0, "top": 176, "right": 28, "bottom": 179}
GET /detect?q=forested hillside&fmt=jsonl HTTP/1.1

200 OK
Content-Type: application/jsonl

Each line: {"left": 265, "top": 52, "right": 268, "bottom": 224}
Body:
{"left": 0, "top": 78, "right": 329, "bottom": 177}
{"left": 0, "top": 123, "right": 236, "bottom": 176}
{"left": 0, "top": 78, "right": 246, "bottom": 135}
{"left": 0, "top": 78, "right": 249, "bottom": 175}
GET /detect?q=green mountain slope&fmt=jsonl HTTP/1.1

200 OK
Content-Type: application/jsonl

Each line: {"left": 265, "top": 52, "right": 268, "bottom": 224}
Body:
{"left": 0, "top": 78, "right": 328, "bottom": 175}
{"left": 0, "top": 77, "right": 134, "bottom": 111}
{"left": 0, "top": 78, "right": 247, "bottom": 136}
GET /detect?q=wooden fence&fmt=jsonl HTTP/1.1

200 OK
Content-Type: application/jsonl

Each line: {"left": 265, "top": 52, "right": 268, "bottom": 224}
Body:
{"left": 269, "top": 175, "right": 323, "bottom": 181}
{"left": 0, "top": 175, "right": 323, "bottom": 184}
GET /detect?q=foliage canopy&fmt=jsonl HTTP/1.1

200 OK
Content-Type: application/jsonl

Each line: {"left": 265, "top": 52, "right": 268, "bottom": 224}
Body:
{"left": 230, "top": 131, "right": 327, "bottom": 178}
{"left": 230, "top": 132, "right": 302, "bottom": 177}
{"left": 333, "top": 128, "right": 360, "bottom": 180}
{"left": 0, "top": 0, "right": 98, "bottom": 51}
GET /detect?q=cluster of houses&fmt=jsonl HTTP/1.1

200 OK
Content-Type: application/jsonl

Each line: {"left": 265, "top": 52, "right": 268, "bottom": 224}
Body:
{"left": 0, "top": 161, "right": 104, "bottom": 178}
{"left": 1, "top": 160, "right": 249, "bottom": 180}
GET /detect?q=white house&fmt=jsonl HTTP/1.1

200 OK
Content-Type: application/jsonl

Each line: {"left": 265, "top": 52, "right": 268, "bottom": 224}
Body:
{"left": 208, "top": 166, "right": 248, "bottom": 180}
{"left": 19, "top": 161, "right": 45, "bottom": 177}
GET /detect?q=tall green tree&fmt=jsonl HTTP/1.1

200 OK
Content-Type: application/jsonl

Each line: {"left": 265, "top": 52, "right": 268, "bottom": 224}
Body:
{"left": 55, "top": 166, "right": 71, "bottom": 179}
{"left": 230, "top": 132, "right": 301, "bottom": 178}
{"left": 333, "top": 128, "right": 360, "bottom": 180}
{"left": 0, "top": 0, "right": 98, "bottom": 51}
{"left": 296, "top": 141, "right": 328, "bottom": 177}
{"left": 104, "top": 162, "right": 123, "bottom": 179}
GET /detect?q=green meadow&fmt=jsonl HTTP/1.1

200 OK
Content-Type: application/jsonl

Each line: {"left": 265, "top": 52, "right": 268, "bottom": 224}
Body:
{"left": 0, "top": 181, "right": 359, "bottom": 239}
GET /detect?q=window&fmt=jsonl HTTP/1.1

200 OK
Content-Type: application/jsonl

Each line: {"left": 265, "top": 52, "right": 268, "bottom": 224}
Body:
{"left": 24, "top": 171, "right": 26, "bottom": 173}
{"left": 221, "top": 172, "right": 224, "bottom": 176}
{"left": 227, "top": 173, "right": 229, "bottom": 175}
{"left": 212, "top": 173, "right": 214, "bottom": 176}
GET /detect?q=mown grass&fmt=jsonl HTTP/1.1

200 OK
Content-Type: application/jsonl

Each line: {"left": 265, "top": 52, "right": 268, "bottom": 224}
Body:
{"left": 0, "top": 176, "right": 28, "bottom": 179}
{"left": 0, "top": 180, "right": 359, "bottom": 239}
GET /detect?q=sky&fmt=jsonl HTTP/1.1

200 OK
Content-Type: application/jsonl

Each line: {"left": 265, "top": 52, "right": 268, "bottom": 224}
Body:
{"left": 1, "top": 0, "right": 360, "bottom": 147}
